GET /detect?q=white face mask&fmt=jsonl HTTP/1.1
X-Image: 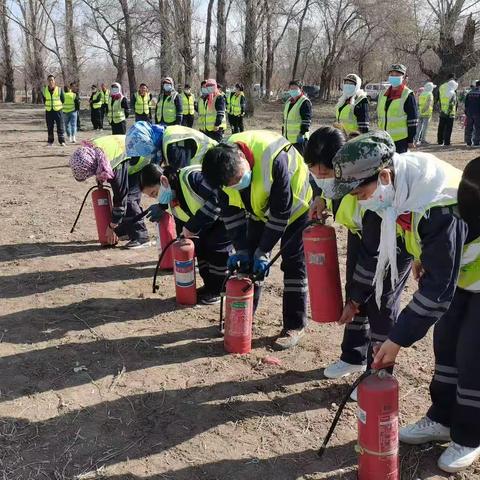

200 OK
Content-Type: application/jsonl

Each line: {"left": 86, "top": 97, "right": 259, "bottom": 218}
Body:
{"left": 358, "top": 179, "right": 395, "bottom": 212}
{"left": 342, "top": 84, "right": 356, "bottom": 97}
{"left": 111, "top": 87, "right": 120, "bottom": 94}
{"left": 313, "top": 177, "right": 336, "bottom": 199}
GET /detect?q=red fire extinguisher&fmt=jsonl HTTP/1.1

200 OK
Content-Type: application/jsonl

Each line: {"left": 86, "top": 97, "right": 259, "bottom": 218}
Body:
{"left": 223, "top": 276, "right": 254, "bottom": 354}
{"left": 303, "top": 223, "right": 343, "bottom": 323}
{"left": 172, "top": 238, "right": 197, "bottom": 305}
{"left": 155, "top": 212, "right": 175, "bottom": 270}
{"left": 357, "top": 370, "right": 399, "bottom": 480}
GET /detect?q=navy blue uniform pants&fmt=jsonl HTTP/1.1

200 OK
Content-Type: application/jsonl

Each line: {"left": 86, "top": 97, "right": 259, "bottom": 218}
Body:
{"left": 438, "top": 114, "right": 454, "bottom": 145}
{"left": 46, "top": 110, "right": 65, "bottom": 144}
{"left": 464, "top": 115, "right": 480, "bottom": 146}
{"left": 427, "top": 288, "right": 480, "bottom": 447}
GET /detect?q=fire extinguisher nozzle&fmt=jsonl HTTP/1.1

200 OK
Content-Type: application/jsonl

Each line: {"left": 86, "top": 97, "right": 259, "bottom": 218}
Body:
{"left": 317, "top": 445, "right": 327, "bottom": 458}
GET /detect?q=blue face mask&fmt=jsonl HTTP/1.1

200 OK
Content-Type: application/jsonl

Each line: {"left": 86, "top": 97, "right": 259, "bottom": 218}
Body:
{"left": 342, "top": 83, "right": 356, "bottom": 97}
{"left": 313, "top": 177, "right": 336, "bottom": 199}
{"left": 201, "top": 87, "right": 209, "bottom": 95}
{"left": 230, "top": 170, "right": 252, "bottom": 191}
{"left": 289, "top": 89, "right": 301, "bottom": 98}
{"left": 388, "top": 76, "right": 403, "bottom": 88}
{"left": 163, "top": 84, "right": 173, "bottom": 93}
{"left": 158, "top": 184, "right": 174, "bottom": 204}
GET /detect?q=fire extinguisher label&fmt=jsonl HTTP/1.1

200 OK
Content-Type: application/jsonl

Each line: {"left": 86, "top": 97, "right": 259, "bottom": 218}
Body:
{"left": 357, "top": 407, "right": 367, "bottom": 424}
{"left": 228, "top": 301, "right": 251, "bottom": 336}
{"left": 378, "top": 413, "right": 398, "bottom": 452}
{"left": 174, "top": 260, "right": 195, "bottom": 287}
{"left": 308, "top": 252, "right": 325, "bottom": 265}
{"left": 97, "top": 198, "right": 109, "bottom": 206}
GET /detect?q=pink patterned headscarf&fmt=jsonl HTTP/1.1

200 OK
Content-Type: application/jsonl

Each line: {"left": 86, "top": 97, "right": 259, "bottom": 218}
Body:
{"left": 70, "top": 141, "right": 115, "bottom": 182}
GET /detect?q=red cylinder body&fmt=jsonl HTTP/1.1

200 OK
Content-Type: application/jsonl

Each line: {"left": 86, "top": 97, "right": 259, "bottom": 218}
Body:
{"left": 172, "top": 238, "right": 197, "bottom": 305}
{"left": 357, "top": 372, "right": 399, "bottom": 480}
{"left": 303, "top": 224, "right": 343, "bottom": 323}
{"left": 156, "top": 213, "right": 176, "bottom": 270}
{"left": 91, "top": 187, "right": 113, "bottom": 246}
{"left": 224, "top": 276, "right": 254, "bottom": 354}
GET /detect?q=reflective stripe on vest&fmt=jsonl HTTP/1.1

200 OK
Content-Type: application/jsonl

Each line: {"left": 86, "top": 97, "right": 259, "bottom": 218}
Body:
{"left": 230, "top": 93, "right": 244, "bottom": 116}
{"left": 63, "top": 92, "right": 76, "bottom": 113}
{"left": 458, "top": 237, "right": 480, "bottom": 292}
{"left": 181, "top": 93, "right": 195, "bottom": 115}
{"left": 418, "top": 92, "right": 433, "bottom": 118}
{"left": 128, "top": 156, "right": 150, "bottom": 175}
{"left": 156, "top": 93, "right": 178, "bottom": 124}
{"left": 91, "top": 92, "right": 103, "bottom": 109}
{"left": 377, "top": 87, "right": 411, "bottom": 141}
{"left": 101, "top": 90, "right": 110, "bottom": 104}
{"left": 162, "top": 126, "right": 218, "bottom": 166}
{"left": 92, "top": 135, "right": 128, "bottom": 170}
{"left": 44, "top": 86, "right": 63, "bottom": 112}
{"left": 107, "top": 98, "right": 126, "bottom": 124}
{"left": 135, "top": 93, "right": 150, "bottom": 115}
{"left": 283, "top": 95, "right": 309, "bottom": 142}
{"left": 336, "top": 95, "right": 366, "bottom": 135}
{"left": 225, "top": 131, "right": 312, "bottom": 225}
{"left": 198, "top": 94, "right": 226, "bottom": 131}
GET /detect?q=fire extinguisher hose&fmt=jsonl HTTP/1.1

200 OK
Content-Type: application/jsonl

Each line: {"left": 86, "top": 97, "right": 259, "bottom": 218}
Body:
{"left": 152, "top": 235, "right": 182, "bottom": 294}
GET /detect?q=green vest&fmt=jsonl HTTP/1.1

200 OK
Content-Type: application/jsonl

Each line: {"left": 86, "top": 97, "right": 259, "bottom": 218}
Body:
{"left": 128, "top": 156, "right": 150, "bottom": 175}
{"left": 283, "top": 95, "right": 309, "bottom": 142}
{"left": 181, "top": 93, "right": 195, "bottom": 115}
{"left": 458, "top": 237, "right": 480, "bottom": 292}
{"left": 418, "top": 92, "right": 434, "bottom": 118}
{"left": 101, "top": 89, "right": 110, "bottom": 104}
{"left": 92, "top": 135, "right": 128, "bottom": 169}
{"left": 230, "top": 93, "right": 244, "bottom": 116}
{"left": 44, "top": 86, "right": 63, "bottom": 112}
{"left": 336, "top": 95, "right": 367, "bottom": 135}
{"left": 377, "top": 87, "right": 412, "bottom": 141}
{"left": 224, "top": 131, "right": 312, "bottom": 225}
{"left": 63, "top": 92, "right": 76, "bottom": 113}
{"left": 156, "top": 93, "right": 178, "bottom": 124}
{"left": 91, "top": 91, "right": 103, "bottom": 109}
{"left": 162, "top": 125, "right": 218, "bottom": 166}
{"left": 326, "top": 194, "right": 363, "bottom": 236}
{"left": 134, "top": 93, "right": 150, "bottom": 115}
{"left": 107, "top": 98, "right": 126, "bottom": 124}
{"left": 198, "top": 94, "right": 227, "bottom": 131}
{"left": 439, "top": 83, "right": 457, "bottom": 117}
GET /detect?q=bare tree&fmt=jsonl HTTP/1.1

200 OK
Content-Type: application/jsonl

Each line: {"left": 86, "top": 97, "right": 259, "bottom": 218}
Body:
{"left": 118, "top": 0, "right": 136, "bottom": 97}
{"left": 242, "top": 0, "right": 258, "bottom": 114}
{"left": 65, "top": 0, "right": 79, "bottom": 85}
{"left": 0, "top": 0, "right": 15, "bottom": 101}
{"left": 174, "top": 0, "right": 193, "bottom": 83}
{"left": 204, "top": 0, "right": 214, "bottom": 79}
{"left": 291, "top": 0, "right": 311, "bottom": 79}
{"left": 216, "top": 0, "right": 227, "bottom": 83}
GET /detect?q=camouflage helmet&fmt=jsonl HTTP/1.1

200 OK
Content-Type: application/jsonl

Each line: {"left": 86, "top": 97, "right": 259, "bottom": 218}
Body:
{"left": 389, "top": 64, "right": 407, "bottom": 75}
{"left": 331, "top": 130, "right": 396, "bottom": 199}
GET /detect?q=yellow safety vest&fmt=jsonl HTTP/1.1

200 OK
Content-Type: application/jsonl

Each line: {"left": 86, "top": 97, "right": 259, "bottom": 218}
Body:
{"left": 224, "top": 130, "right": 312, "bottom": 225}
{"left": 63, "top": 92, "right": 76, "bottom": 113}
{"left": 230, "top": 93, "right": 244, "bottom": 116}
{"left": 107, "top": 98, "right": 126, "bottom": 124}
{"left": 326, "top": 194, "right": 363, "bottom": 236}
{"left": 181, "top": 93, "right": 195, "bottom": 115}
{"left": 101, "top": 89, "right": 110, "bottom": 104}
{"left": 198, "top": 94, "right": 227, "bottom": 132}
{"left": 91, "top": 91, "right": 103, "bottom": 110}
{"left": 92, "top": 135, "right": 128, "bottom": 170}
{"left": 127, "top": 156, "right": 150, "bottom": 175}
{"left": 135, "top": 93, "right": 150, "bottom": 115}
{"left": 156, "top": 93, "right": 178, "bottom": 124}
{"left": 162, "top": 125, "right": 218, "bottom": 166}
{"left": 458, "top": 237, "right": 480, "bottom": 292}
{"left": 44, "top": 86, "right": 63, "bottom": 112}
{"left": 418, "top": 92, "right": 434, "bottom": 118}
{"left": 336, "top": 95, "right": 367, "bottom": 135}
{"left": 377, "top": 87, "right": 412, "bottom": 141}
{"left": 439, "top": 83, "right": 457, "bottom": 117}
{"left": 283, "top": 95, "right": 310, "bottom": 143}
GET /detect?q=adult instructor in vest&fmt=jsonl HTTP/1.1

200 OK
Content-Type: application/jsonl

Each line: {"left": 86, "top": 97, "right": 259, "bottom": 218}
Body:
{"left": 282, "top": 80, "right": 312, "bottom": 155}
{"left": 377, "top": 64, "right": 418, "bottom": 153}
{"left": 132, "top": 83, "right": 153, "bottom": 123}
{"left": 181, "top": 84, "right": 195, "bottom": 128}
{"left": 438, "top": 74, "right": 459, "bottom": 147}
{"left": 43, "top": 74, "right": 66, "bottom": 146}
{"left": 197, "top": 78, "right": 227, "bottom": 142}
{"left": 335, "top": 74, "right": 369, "bottom": 135}
{"left": 201, "top": 130, "right": 312, "bottom": 349}
{"left": 155, "top": 77, "right": 183, "bottom": 126}
{"left": 107, "top": 82, "right": 130, "bottom": 135}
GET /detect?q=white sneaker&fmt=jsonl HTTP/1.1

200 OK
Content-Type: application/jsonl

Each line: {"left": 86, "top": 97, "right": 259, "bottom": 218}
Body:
{"left": 399, "top": 416, "right": 451, "bottom": 445}
{"left": 438, "top": 442, "right": 480, "bottom": 473}
{"left": 324, "top": 359, "right": 366, "bottom": 379}
{"left": 72, "top": 136, "right": 77, "bottom": 143}
{"left": 350, "top": 387, "right": 358, "bottom": 402}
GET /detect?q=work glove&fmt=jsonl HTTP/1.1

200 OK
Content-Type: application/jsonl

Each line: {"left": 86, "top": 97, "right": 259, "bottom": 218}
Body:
{"left": 227, "top": 251, "right": 251, "bottom": 273}
{"left": 146, "top": 203, "right": 166, "bottom": 223}
{"left": 253, "top": 249, "right": 270, "bottom": 279}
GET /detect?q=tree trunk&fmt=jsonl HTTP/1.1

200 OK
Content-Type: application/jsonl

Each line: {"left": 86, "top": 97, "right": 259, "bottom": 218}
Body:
{"left": 264, "top": 0, "right": 273, "bottom": 98}
{"left": 0, "top": 0, "right": 15, "bottom": 101}
{"left": 29, "top": 0, "right": 45, "bottom": 104}
{"left": 242, "top": 0, "right": 257, "bottom": 115}
{"left": 159, "top": 0, "right": 173, "bottom": 77}
{"left": 116, "top": 40, "right": 125, "bottom": 83}
{"left": 64, "top": 0, "right": 79, "bottom": 86}
{"left": 119, "top": 0, "right": 136, "bottom": 98}
{"left": 181, "top": 0, "right": 193, "bottom": 83}
{"left": 215, "top": 0, "right": 227, "bottom": 83}
{"left": 203, "top": 0, "right": 214, "bottom": 79}
{"left": 291, "top": 0, "right": 311, "bottom": 80}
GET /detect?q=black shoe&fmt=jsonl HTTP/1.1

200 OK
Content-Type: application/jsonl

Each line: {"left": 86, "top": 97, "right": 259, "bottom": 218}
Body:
{"left": 124, "top": 239, "right": 151, "bottom": 249}
{"left": 199, "top": 291, "right": 221, "bottom": 305}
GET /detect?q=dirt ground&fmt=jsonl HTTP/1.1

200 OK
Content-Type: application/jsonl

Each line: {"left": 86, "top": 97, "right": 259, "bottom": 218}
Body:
{"left": 0, "top": 103, "right": 479, "bottom": 480}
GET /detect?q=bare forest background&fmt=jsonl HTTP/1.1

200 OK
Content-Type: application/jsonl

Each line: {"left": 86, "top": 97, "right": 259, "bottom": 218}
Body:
{"left": 2, "top": 0, "right": 480, "bottom": 114}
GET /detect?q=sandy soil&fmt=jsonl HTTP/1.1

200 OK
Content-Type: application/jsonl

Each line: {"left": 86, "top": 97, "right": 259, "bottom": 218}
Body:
{"left": 0, "top": 103, "right": 479, "bottom": 480}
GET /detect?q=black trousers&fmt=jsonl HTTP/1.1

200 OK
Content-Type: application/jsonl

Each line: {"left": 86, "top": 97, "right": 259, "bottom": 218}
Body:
{"left": 341, "top": 232, "right": 412, "bottom": 368}
{"left": 464, "top": 115, "right": 480, "bottom": 146}
{"left": 77, "top": 109, "right": 82, "bottom": 130}
{"left": 45, "top": 110, "right": 65, "bottom": 144}
{"left": 205, "top": 130, "right": 224, "bottom": 142}
{"left": 111, "top": 121, "right": 127, "bottom": 135}
{"left": 135, "top": 113, "right": 151, "bottom": 123}
{"left": 427, "top": 289, "right": 480, "bottom": 447}
{"left": 394, "top": 139, "right": 409, "bottom": 153}
{"left": 182, "top": 114, "right": 194, "bottom": 128}
{"left": 91, "top": 108, "right": 103, "bottom": 130}
{"left": 230, "top": 115, "right": 245, "bottom": 134}
{"left": 438, "top": 114, "right": 454, "bottom": 145}
{"left": 101, "top": 105, "right": 107, "bottom": 127}
{"left": 114, "top": 172, "right": 148, "bottom": 242}
{"left": 249, "top": 213, "right": 308, "bottom": 331}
